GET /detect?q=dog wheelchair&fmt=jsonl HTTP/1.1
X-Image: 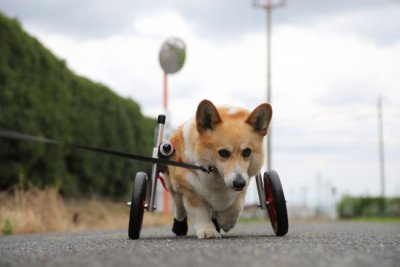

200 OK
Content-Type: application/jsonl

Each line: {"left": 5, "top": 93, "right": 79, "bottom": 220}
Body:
{"left": 127, "top": 115, "right": 289, "bottom": 239}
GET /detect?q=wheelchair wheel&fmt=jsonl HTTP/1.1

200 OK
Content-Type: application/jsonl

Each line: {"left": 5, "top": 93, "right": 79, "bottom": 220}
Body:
{"left": 128, "top": 172, "right": 148, "bottom": 239}
{"left": 264, "top": 170, "right": 289, "bottom": 236}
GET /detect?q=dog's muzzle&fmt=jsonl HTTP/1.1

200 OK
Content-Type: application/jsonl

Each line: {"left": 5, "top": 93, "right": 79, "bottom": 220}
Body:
{"left": 232, "top": 175, "right": 246, "bottom": 191}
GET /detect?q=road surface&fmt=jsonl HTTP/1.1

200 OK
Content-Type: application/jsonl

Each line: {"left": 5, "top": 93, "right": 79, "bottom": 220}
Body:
{"left": 0, "top": 221, "right": 399, "bottom": 267}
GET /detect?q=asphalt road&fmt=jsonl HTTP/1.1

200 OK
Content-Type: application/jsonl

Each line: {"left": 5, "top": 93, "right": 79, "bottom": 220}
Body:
{"left": 0, "top": 221, "right": 399, "bottom": 267}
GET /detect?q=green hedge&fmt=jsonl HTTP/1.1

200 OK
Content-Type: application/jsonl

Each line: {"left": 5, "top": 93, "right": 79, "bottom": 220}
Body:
{"left": 0, "top": 12, "right": 156, "bottom": 198}
{"left": 337, "top": 196, "right": 400, "bottom": 218}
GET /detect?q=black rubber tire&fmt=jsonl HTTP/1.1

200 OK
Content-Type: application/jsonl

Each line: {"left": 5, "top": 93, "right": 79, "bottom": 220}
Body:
{"left": 264, "top": 170, "right": 289, "bottom": 236}
{"left": 128, "top": 172, "right": 148, "bottom": 239}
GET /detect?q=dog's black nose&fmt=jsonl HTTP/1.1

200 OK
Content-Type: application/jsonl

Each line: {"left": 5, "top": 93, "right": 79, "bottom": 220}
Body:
{"left": 232, "top": 177, "right": 246, "bottom": 190}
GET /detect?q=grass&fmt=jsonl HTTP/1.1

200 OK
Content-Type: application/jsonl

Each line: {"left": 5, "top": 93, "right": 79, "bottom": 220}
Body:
{"left": 0, "top": 186, "right": 171, "bottom": 236}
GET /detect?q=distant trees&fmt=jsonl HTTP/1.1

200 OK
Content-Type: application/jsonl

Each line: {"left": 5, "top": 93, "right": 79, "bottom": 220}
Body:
{"left": 337, "top": 196, "right": 400, "bottom": 218}
{"left": 0, "top": 13, "right": 156, "bottom": 198}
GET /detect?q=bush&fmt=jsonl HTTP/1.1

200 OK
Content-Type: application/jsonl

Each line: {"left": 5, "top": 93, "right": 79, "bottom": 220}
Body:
{"left": 1, "top": 219, "right": 14, "bottom": 235}
{"left": 0, "top": 12, "right": 156, "bottom": 198}
{"left": 337, "top": 196, "right": 400, "bottom": 218}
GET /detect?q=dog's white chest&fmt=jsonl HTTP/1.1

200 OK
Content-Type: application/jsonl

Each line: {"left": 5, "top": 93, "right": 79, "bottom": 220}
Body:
{"left": 187, "top": 172, "right": 238, "bottom": 211}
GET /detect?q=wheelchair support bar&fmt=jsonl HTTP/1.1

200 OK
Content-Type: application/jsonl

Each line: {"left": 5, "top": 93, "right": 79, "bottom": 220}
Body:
{"left": 255, "top": 173, "right": 267, "bottom": 209}
{"left": 147, "top": 115, "right": 166, "bottom": 212}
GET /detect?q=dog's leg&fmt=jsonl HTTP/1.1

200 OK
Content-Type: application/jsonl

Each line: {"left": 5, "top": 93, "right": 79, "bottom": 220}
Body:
{"left": 171, "top": 190, "right": 187, "bottom": 221}
{"left": 170, "top": 190, "right": 188, "bottom": 236}
{"left": 216, "top": 195, "right": 245, "bottom": 233}
{"left": 183, "top": 193, "right": 221, "bottom": 239}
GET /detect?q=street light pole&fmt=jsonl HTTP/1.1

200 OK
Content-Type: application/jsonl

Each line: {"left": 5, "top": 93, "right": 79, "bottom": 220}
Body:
{"left": 266, "top": 3, "right": 272, "bottom": 105}
{"left": 377, "top": 96, "right": 385, "bottom": 197}
{"left": 266, "top": 4, "right": 272, "bottom": 170}
{"left": 253, "top": 0, "right": 286, "bottom": 170}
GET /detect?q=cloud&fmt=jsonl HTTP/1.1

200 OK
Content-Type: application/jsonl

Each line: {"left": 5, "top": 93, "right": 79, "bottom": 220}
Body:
{"left": 3, "top": 0, "right": 397, "bottom": 41}
{"left": 314, "top": 4, "right": 400, "bottom": 46}
{"left": 134, "top": 9, "right": 196, "bottom": 38}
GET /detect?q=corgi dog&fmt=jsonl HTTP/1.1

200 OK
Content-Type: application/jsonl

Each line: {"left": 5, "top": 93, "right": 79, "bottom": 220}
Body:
{"left": 165, "top": 99, "right": 272, "bottom": 239}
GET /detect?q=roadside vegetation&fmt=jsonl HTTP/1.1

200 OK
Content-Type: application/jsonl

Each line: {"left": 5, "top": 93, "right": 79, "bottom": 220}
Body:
{"left": 0, "top": 12, "right": 167, "bottom": 236}
{"left": 337, "top": 195, "right": 400, "bottom": 222}
{"left": 0, "top": 186, "right": 171, "bottom": 236}
{"left": 0, "top": 12, "right": 156, "bottom": 199}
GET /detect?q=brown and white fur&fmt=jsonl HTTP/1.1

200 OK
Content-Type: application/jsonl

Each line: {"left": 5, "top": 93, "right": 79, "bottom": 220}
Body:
{"left": 165, "top": 99, "right": 272, "bottom": 239}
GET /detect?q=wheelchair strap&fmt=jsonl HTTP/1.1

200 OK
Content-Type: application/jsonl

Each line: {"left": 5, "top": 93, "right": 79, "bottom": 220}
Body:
{"left": 0, "top": 129, "right": 214, "bottom": 174}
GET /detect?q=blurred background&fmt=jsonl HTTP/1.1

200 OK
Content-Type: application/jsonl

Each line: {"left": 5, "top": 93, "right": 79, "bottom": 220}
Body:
{"left": 0, "top": 0, "right": 399, "bottom": 234}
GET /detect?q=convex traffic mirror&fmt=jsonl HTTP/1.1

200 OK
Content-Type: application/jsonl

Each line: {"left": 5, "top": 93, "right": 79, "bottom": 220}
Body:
{"left": 159, "top": 38, "right": 186, "bottom": 74}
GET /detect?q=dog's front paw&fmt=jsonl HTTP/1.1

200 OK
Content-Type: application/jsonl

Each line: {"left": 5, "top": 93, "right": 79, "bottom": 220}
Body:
{"left": 216, "top": 214, "right": 239, "bottom": 233}
{"left": 196, "top": 226, "right": 221, "bottom": 239}
{"left": 172, "top": 217, "right": 188, "bottom": 236}
{"left": 220, "top": 221, "right": 236, "bottom": 233}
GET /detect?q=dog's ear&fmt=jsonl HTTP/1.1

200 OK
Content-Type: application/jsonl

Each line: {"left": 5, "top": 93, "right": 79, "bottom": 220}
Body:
{"left": 196, "top": 99, "right": 222, "bottom": 134}
{"left": 246, "top": 103, "right": 272, "bottom": 136}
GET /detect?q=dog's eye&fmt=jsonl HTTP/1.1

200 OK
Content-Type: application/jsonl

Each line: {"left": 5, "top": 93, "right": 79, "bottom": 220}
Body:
{"left": 218, "top": 149, "right": 231, "bottom": 159}
{"left": 242, "top": 148, "right": 252, "bottom": 157}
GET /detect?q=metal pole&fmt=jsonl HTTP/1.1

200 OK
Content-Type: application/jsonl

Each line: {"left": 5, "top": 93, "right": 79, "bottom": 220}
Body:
{"left": 162, "top": 72, "right": 170, "bottom": 216}
{"left": 266, "top": 5, "right": 272, "bottom": 170}
{"left": 163, "top": 72, "right": 168, "bottom": 110}
{"left": 159, "top": 38, "right": 186, "bottom": 217}
{"left": 253, "top": 0, "right": 286, "bottom": 171}
{"left": 377, "top": 96, "right": 385, "bottom": 197}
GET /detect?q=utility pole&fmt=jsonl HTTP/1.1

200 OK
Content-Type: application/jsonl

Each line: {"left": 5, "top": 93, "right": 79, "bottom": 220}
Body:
{"left": 377, "top": 96, "right": 385, "bottom": 197}
{"left": 252, "top": 0, "right": 286, "bottom": 170}
{"left": 316, "top": 174, "right": 322, "bottom": 215}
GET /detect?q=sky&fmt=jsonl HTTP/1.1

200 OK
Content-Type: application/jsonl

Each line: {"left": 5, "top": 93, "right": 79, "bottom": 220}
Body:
{"left": 1, "top": 0, "right": 400, "bottom": 208}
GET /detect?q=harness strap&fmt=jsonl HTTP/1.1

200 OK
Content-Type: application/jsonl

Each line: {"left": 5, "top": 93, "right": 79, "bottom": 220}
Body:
{"left": 0, "top": 129, "right": 214, "bottom": 174}
{"left": 170, "top": 138, "right": 216, "bottom": 174}
{"left": 157, "top": 174, "right": 169, "bottom": 192}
